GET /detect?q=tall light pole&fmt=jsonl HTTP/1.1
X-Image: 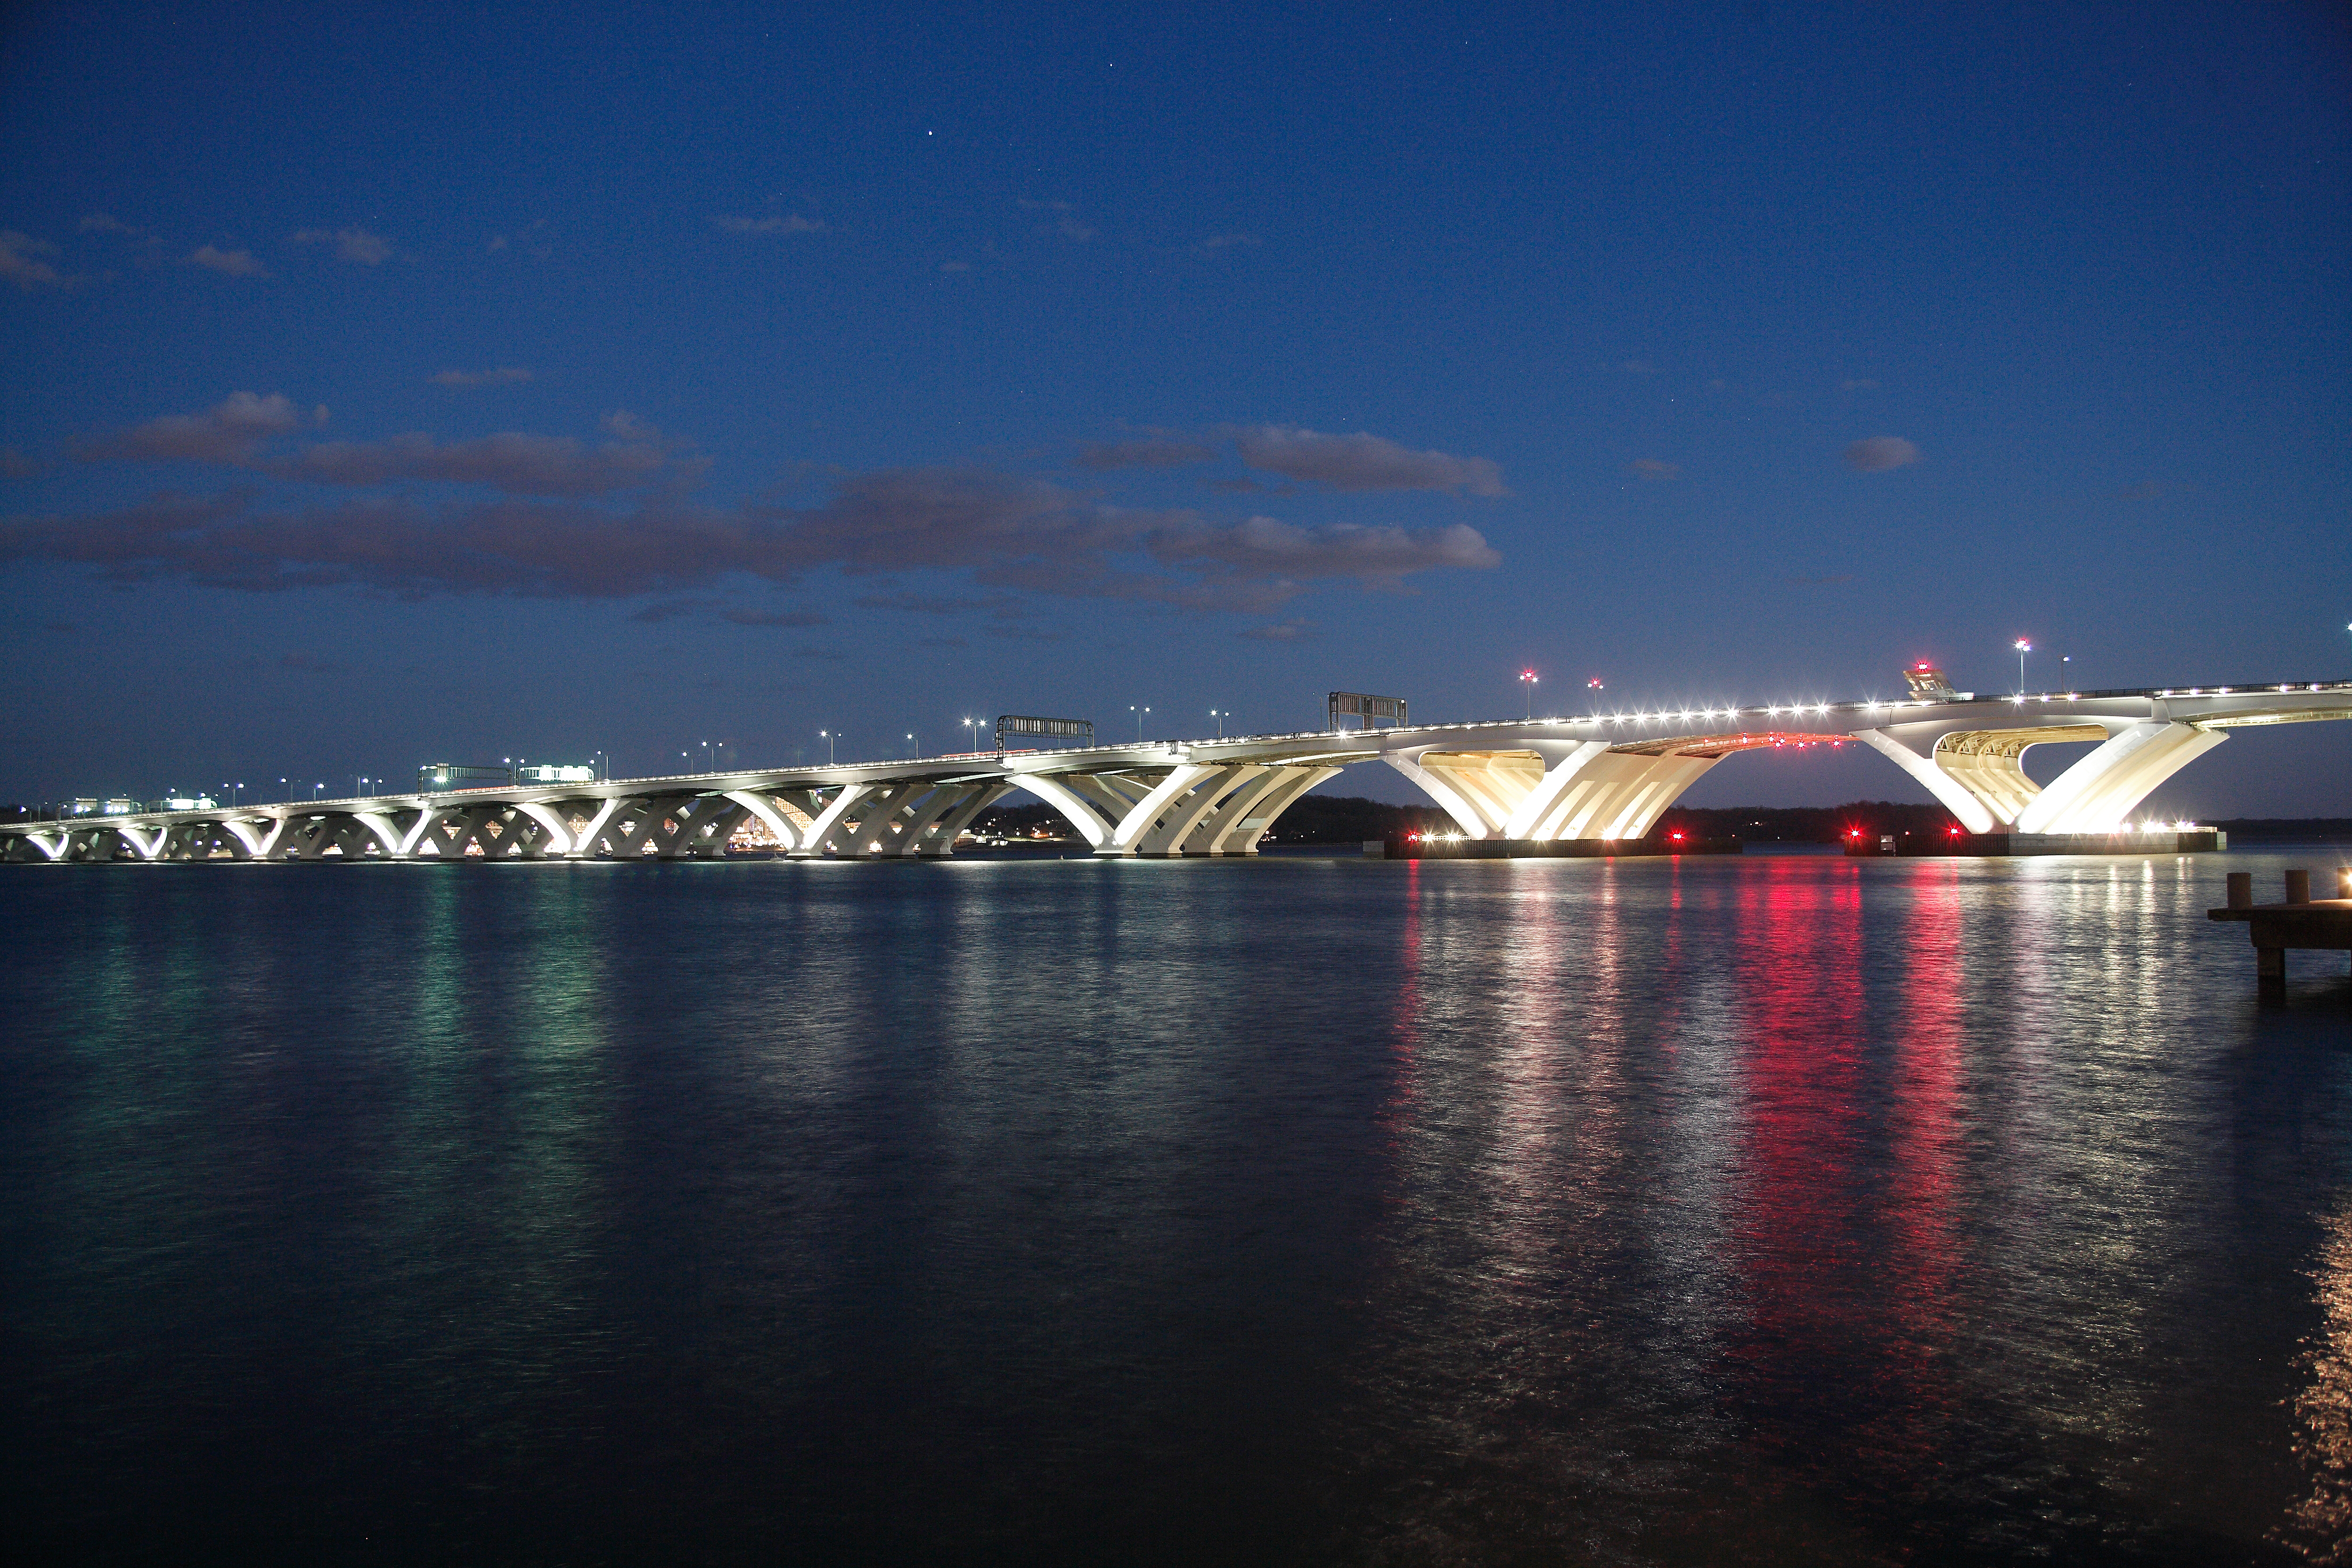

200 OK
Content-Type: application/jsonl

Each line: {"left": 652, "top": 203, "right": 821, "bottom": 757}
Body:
{"left": 279, "top": 776, "right": 288, "bottom": 802}
{"left": 2014, "top": 638, "right": 2031, "bottom": 693}
{"left": 1520, "top": 669, "right": 1538, "bottom": 719}
{"left": 1131, "top": 704, "right": 1149, "bottom": 742}
{"left": 820, "top": 730, "right": 837, "bottom": 765}
{"left": 906, "top": 731, "right": 919, "bottom": 758}
{"left": 1209, "top": 709, "right": 1226, "bottom": 737}
{"left": 962, "top": 717, "right": 978, "bottom": 752}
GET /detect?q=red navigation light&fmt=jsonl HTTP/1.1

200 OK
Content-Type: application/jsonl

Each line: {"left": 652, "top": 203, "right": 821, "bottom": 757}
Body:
{"left": 1669, "top": 830, "right": 1685, "bottom": 841}
{"left": 1947, "top": 825, "right": 1962, "bottom": 836}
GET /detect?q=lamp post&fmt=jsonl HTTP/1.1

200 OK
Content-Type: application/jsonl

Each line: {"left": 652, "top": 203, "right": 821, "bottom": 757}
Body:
{"left": 1209, "top": 709, "right": 1226, "bottom": 737}
{"left": 1520, "top": 669, "right": 1538, "bottom": 720}
{"left": 820, "top": 730, "right": 837, "bottom": 765}
{"left": 962, "top": 717, "right": 978, "bottom": 753}
{"left": 1131, "top": 704, "right": 1149, "bottom": 742}
{"left": 278, "top": 777, "right": 288, "bottom": 803}
{"left": 2014, "top": 638, "right": 2032, "bottom": 694}
{"left": 905, "top": 731, "right": 919, "bottom": 758}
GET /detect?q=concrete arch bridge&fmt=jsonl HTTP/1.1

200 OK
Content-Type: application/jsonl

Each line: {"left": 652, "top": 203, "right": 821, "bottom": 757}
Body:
{"left": 7, "top": 678, "right": 2345, "bottom": 864}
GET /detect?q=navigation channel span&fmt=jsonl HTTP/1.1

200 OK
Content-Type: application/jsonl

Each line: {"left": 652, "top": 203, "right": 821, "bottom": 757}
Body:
{"left": 7, "top": 674, "right": 2347, "bottom": 864}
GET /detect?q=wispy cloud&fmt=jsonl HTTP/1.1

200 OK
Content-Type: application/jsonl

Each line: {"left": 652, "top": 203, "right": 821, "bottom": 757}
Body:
{"left": 720, "top": 607, "right": 827, "bottom": 628}
{"left": 1843, "top": 436, "right": 1919, "bottom": 472}
{"left": 293, "top": 227, "right": 390, "bottom": 265}
{"left": 83, "top": 396, "right": 690, "bottom": 497}
{"left": 187, "top": 245, "right": 268, "bottom": 278}
{"left": 1627, "top": 458, "right": 1679, "bottom": 480}
{"left": 1018, "top": 199, "right": 1092, "bottom": 242}
{"left": 0, "top": 231, "right": 71, "bottom": 290}
{"left": 277, "top": 417, "right": 684, "bottom": 497}
{"left": 1233, "top": 426, "right": 1506, "bottom": 497}
{"left": 852, "top": 591, "right": 1016, "bottom": 615}
{"left": 83, "top": 392, "right": 327, "bottom": 465}
{"left": 430, "top": 366, "right": 534, "bottom": 388}
{"left": 79, "top": 213, "right": 146, "bottom": 239}
{"left": 1073, "top": 435, "right": 1216, "bottom": 470}
{"left": 1238, "top": 620, "right": 1314, "bottom": 642}
{"left": 4, "top": 463, "right": 1500, "bottom": 609}
{"left": 712, "top": 213, "right": 825, "bottom": 234}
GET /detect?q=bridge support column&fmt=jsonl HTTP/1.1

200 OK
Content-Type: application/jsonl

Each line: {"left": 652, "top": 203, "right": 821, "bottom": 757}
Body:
{"left": 790, "top": 784, "right": 882, "bottom": 858}
{"left": 2017, "top": 721, "right": 2226, "bottom": 833}
{"left": 1201, "top": 765, "right": 1340, "bottom": 853}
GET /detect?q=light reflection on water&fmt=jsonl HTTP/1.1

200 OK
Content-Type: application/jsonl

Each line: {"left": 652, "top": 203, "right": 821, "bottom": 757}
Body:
{"left": 1, "top": 849, "right": 2347, "bottom": 1564}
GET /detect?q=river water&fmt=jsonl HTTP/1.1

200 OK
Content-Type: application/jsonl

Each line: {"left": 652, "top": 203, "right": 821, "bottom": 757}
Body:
{"left": 4, "top": 848, "right": 2349, "bottom": 1565}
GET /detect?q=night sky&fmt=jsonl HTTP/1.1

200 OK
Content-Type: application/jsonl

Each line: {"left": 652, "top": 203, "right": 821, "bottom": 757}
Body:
{"left": 2, "top": 3, "right": 2345, "bottom": 815}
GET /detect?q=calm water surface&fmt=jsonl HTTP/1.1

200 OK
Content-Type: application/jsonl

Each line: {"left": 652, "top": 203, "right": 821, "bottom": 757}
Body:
{"left": 4, "top": 849, "right": 2350, "bottom": 1565}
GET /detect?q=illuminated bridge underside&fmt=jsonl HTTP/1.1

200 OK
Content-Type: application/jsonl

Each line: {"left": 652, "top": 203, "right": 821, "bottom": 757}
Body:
{"left": 1388, "top": 732, "right": 1853, "bottom": 842}
{"left": 6, "top": 681, "right": 2344, "bottom": 862}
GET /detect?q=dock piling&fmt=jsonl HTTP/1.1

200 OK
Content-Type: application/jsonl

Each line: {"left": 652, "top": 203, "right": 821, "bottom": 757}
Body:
{"left": 2228, "top": 872, "right": 2252, "bottom": 909}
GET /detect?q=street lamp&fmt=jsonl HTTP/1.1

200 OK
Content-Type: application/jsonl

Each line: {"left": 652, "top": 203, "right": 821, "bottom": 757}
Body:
{"left": 279, "top": 776, "right": 288, "bottom": 802}
{"left": 820, "top": 730, "right": 837, "bottom": 765}
{"left": 2014, "top": 638, "right": 2032, "bottom": 693}
{"left": 962, "top": 717, "right": 978, "bottom": 752}
{"left": 1520, "top": 669, "right": 1538, "bottom": 719}
{"left": 1130, "top": 704, "right": 1149, "bottom": 742}
{"left": 906, "top": 731, "right": 919, "bottom": 757}
{"left": 1209, "top": 709, "right": 1226, "bottom": 737}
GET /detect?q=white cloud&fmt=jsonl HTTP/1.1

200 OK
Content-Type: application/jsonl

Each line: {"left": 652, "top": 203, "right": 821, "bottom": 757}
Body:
{"left": 84, "top": 392, "right": 325, "bottom": 464}
{"left": 712, "top": 213, "right": 825, "bottom": 234}
{"left": 430, "top": 366, "right": 534, "bottom": 388}
{"left": 1843, "top": 436, "right": 1920, "bottom": 472}
{"left": 294, "top": 227, "right": 391, "bottom": 265}
{"left": 1233, "top": 426, "right": 1507, "bottom": 497}
{"left": 0, "top": 231, "right": 68, "bottom": 290}
{"left": 187, "top": 245, "right": 269, "bottom": 278}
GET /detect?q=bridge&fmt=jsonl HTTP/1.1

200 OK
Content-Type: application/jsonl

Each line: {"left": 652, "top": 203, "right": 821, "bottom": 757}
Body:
{"left": 6, "top": 675, "right": 2346, "bottom": 864}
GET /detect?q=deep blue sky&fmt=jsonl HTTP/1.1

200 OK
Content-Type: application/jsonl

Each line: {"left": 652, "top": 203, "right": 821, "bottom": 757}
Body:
{"left": 3, "top": 1, "right": 2345, "bottom": 814}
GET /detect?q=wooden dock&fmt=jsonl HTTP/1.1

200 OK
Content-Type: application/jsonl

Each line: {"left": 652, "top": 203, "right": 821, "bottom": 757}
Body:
{"left": 2208, "top": 869, "right": 2352, "bottom": 998}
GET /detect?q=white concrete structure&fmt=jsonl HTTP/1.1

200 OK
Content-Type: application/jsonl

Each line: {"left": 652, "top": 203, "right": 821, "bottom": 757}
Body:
{"left": 7, "top": 679, "right": 2345, "bottom": 864}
